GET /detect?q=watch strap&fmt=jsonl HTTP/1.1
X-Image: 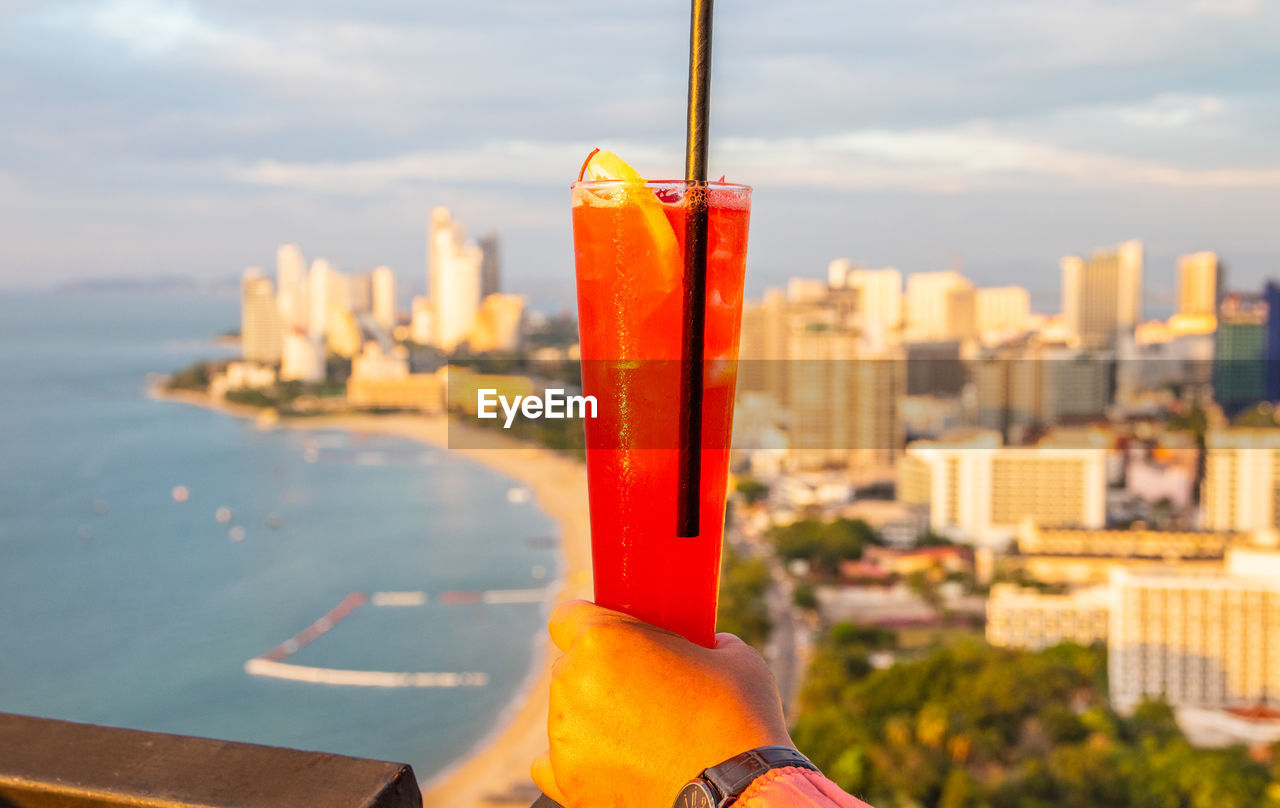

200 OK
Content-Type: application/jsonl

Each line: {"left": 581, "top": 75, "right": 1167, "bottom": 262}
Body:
{"left": 702, "top": 746, "right": 818, "bottom": 806}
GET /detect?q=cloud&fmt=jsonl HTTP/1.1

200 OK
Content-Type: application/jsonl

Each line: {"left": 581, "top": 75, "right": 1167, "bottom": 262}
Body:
{"left": 38, "top": 0, "right": 399, "bottom": 98}
{"left": 228, "top": 124, "right": 1280, "bottom": 196}
{"left": 1114, "top": 94, "right": 1227, "bottom": 129}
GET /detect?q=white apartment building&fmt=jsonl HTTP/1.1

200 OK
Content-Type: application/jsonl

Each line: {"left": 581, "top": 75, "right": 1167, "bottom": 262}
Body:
{"left": 1202, "top": 428, "right": 1280, "bottom": 532}
{"left": 275, "top": 243, "right": 308, "bottom": 330}
{"left": 1177, "top": 251, "right": 1220, "bottom": 318}
{"left": 1061, "top": 240, "right": 1143, "bottom": 349}
{"left": 905, "top": 270, "right": 971, "bottom": 341}
{"left": 371, "top": 266, "right": 397, "bottom": 332}
{"left": 240, "top": 269, "right": 282, "bottom": 364}
{"left": 429, "top": 207, "right": 483, "bottom": 351}
{"left": 899, "top": 429, "right": 1107, "bottom": 543}
{"left": 986, "top": 583, "right": 1112, "bottom": 650}
{"left": 975, "top": 286, "right": 1031, "bottom": 342}
{"left": 1110, "top": 550, "right": 1280, "bottom": 709}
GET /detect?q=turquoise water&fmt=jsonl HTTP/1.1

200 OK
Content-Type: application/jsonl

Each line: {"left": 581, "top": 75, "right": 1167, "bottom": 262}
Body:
{"left": 0, "top": 292, "right": 559, "bottom": 778}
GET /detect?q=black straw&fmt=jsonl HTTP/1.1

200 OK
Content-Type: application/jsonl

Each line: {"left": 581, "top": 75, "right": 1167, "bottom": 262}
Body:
{"left": 677, "top": 0, "right": 713, "bottom": 538}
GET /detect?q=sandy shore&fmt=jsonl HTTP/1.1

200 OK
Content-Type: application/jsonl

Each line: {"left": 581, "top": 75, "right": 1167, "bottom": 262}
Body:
{"left": 153, "top": 391, "right": 590, "bottom": 806}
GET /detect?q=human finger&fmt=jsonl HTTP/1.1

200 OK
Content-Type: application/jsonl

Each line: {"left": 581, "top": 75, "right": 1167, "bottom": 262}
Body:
{"left": 531, "top": 751, "right": 571, "bottom": 806}
{"left": 548, "top": 599, "right": 636, "bottom": 653}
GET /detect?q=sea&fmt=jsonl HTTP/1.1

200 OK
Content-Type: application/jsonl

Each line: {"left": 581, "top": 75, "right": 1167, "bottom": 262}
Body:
{"left": 0, "top": 291, "right": 560, "bottom": 779}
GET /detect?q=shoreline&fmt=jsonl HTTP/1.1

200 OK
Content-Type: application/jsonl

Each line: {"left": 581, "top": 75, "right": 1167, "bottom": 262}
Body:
{"left": 152, "top": 389, "right": 591, "bottom": 806}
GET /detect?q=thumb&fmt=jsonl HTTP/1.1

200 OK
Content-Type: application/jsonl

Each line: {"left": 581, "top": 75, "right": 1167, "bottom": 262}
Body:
{"left": 531, "top": 750, "right": 571, "bottom": 807}
{"left": 714, "top": 632, "right": 750, "bottom": 650}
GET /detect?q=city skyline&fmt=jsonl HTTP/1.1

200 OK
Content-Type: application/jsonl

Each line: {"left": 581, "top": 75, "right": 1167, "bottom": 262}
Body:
{"left": 3, "top": 1, "right": 1280, "bottom": 303}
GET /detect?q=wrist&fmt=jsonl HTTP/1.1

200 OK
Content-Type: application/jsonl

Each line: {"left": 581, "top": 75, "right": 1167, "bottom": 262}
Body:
{"left": 674, "top": 746, "right": 817, "bottom": 808}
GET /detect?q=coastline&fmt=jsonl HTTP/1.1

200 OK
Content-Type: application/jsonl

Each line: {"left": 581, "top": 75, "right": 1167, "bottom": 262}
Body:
{"left": 152, "top": 389, "right": 591, "bottom": 806}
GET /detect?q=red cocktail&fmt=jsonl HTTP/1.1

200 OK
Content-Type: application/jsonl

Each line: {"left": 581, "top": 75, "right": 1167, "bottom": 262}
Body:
{"left": 571, "top": 155, "right": 750, "bottom": 647}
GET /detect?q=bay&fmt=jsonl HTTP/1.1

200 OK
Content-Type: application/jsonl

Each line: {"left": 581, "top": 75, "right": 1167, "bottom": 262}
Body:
{"left": 0, "top": 291, "right": 558, "bottom": 778}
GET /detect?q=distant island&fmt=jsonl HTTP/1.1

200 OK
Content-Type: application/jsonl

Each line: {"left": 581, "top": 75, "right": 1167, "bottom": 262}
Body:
{"left": 56, "top": 274, "right": 240, "bottom": 296}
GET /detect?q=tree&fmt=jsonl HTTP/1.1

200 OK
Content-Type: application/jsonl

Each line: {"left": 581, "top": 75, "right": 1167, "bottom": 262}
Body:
{"left": 716, "top": 545, "right": 772, "bottom": 650}
{"left": 735, "top": 476, "right": 769, "bottom": 505}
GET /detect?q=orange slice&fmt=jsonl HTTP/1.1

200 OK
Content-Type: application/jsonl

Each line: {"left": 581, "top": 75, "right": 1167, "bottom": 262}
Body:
{"left": 573, "top": 149, "right": 679, "bottom": 285}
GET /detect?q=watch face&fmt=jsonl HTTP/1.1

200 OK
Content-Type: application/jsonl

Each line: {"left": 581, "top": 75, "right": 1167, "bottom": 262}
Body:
{"left": 675, "top": 781, "right": 718, "bottom": 808}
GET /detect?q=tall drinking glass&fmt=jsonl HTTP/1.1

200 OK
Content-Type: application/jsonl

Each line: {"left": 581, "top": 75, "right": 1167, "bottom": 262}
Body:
{"left": 570, "top": 179, "right": 750, "bottom": 647}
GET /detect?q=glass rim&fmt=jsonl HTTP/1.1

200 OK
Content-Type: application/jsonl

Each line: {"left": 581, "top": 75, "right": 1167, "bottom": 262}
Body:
{"left": 570, "top": 179, "right": 752, "bottom": 192}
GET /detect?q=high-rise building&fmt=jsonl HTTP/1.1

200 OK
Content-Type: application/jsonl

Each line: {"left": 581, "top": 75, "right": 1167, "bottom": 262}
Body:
{"left": 739, "top": 289, "right": 789, "bottom": 404}
{"left": 428, "top": 207, "right": 483, "bottom": 351}
{"left": 1202, "top": 428, "right": 1280, "bottom": 532}
{"left": 308, "top": 259, "right": 334, "bottom": 341}
{"left": 240, "top": 268, "right": 282, "bottom": 363}
{"left": 410, "top": 297, "right": 433, "bottom": 345}
{"left": 276, "top": 244, "right": 308, "bottom": 331}
{"left": 1109, "top": 550, "right": 1280, "bottom": 709}
{"left": 349, "top": 273, "right": 373, "bottom": 315}
{"left": 470, "top": 294, "right": 525, "bottom": 353}
{"left": 846, "top": 267, "right": 903, "bottom": 332}
{"left": 280, "top": 330, "right": 325, "bottom": 383}
{"left": 1265, "top": 281, "right": 1280, "bottom": 402}
{"left": 906, "top": 271, "right": 971, "bottom": 340}
{"left": 901, "top": 429, "right": 1107, "bottom": 542}
{"left": 371, "top": 267, "right": 397, "bottom": 332}
{"left": 1213, "top": 292, "right": 1267, "bottom": 414}
{"left": 786, "top": 325, "right": 904, "bottom": 472}
{"left": 1178, "top": 252, "right": 1221, "bottom": 318}
{"left": 986, "top": 584, "right": 1111, "bottom": 650}
{"left": 968, "top": 342, "right": 1114, "bottom": 444}
{"left": 478, "top": 233, "right": 501, "bottom": 299}
{"left": 827, "top": 258, "right": 856, "bottom": 289}
{"left": 1061, "top": 240, "right": 1143, "bottom": 349}
{"left": 975, "top": 286, "right": 1031, "bottom": 342}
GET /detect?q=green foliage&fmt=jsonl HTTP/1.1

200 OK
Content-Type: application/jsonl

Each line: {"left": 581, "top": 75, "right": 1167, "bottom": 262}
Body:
{"left": 797, "top": 621, "right": 897, "bottom": 712}
{"left": 224, "top": 388, "right": 274, "bottom": 408}
{"left": 1232, "top": 404, "right": 1280, "bottom": 429}
{"left": 792, "top": 581, "right": 818, "bottom": 611}
{"left": 767, "top": 517, "right": 879, "bottom": 576}
{"left": 735, "top": 476, "right": 770, "bottom": 505}
{"left": 165, "top": 361, "right": 211, "bottom": 391}
{"left": 791, "top": 638, "right": 1280, "bottom": 808}
{"left": 1167, "top": 403, "right": 1208, "bottom": 440}
{"left": 716, "top": 545, "right": 772, "bottom": 651}
{"left": 916, "top": 531, "right": 955, "bottom": 548}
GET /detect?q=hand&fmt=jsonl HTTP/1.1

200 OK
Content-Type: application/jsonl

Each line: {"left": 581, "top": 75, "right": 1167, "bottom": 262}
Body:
{"left": 531, "top": 600, "right": 793, "bottom": 808}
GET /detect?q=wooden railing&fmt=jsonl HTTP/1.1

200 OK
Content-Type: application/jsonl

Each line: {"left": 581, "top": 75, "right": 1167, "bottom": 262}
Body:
{"left": 0, "top": 713, "right": 421, "bottom": 808}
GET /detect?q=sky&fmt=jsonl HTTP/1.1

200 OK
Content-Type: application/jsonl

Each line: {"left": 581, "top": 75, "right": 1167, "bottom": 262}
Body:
{"left": 2, "top": 0, "right": 1279, "bottom": 310}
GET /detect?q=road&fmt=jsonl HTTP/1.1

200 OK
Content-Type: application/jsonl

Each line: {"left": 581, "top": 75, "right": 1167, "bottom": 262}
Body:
{"left": 728, "top": 510, "right": 809, "bottom": 717}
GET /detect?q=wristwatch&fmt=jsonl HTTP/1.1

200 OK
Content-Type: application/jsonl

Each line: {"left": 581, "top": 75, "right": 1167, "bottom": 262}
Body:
{"left": 673, "top": 746, "right": 819, "bottom": 808}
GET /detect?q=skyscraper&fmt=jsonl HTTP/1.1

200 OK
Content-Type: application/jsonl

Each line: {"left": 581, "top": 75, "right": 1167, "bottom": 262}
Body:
{"left": 1110, "top": 551, "right": 1280, "bottom": 710}
{"left": 975, "top": 286, "right": 1031, "bottom": 341}
{"left": 1213, "top": 292, "right": 1267, "bottom": 414}
{"left": 786, "top": 325, "right": 904, "bottom": 473}
{"left": 1265, "top": 281, "right": 1280, "bottom": 402}
{"left": 308, "top": 259, "right": 333, "bottom": 341}
{"left": 901, "top": 430, "right": 1107, "bottom": 542}
{"left": 240, "top": 268, "right": 283, "bottom": 363}
{"left": 470, "top": 294, "right": 525, "bottom": 353}
{"left": 428, "top": 207, "right": 482, "bottom": 352}
{"left": 275, "top": 244, "right": 308, "bottom": 330}
{"left": 1061, "top": 240, "right": 1143, "bottom": 349}
{"left": 905, "top": 270, "right": 971, "bottom": 341}
{"left": 845, "top": 267, "right": 903, "bottom": 332}
{"left": 371, "top": 266, "right": 397, "bottom": 332}
{"left": 1202, "top": 428, "right": 1280, "bottom": 532}
{"left": 1177, "top": 252, "right": 1221, "bottom": 318}
{"left": 479, "top": 233, "right": 501, "bottom": 299}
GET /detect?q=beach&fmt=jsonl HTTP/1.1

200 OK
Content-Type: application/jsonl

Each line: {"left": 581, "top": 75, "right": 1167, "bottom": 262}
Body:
{"left": 305, "top": 414, "right": 592, "bottom": 807}
{"left": 155, "top": 392, "right": 590, "bottom": 806}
